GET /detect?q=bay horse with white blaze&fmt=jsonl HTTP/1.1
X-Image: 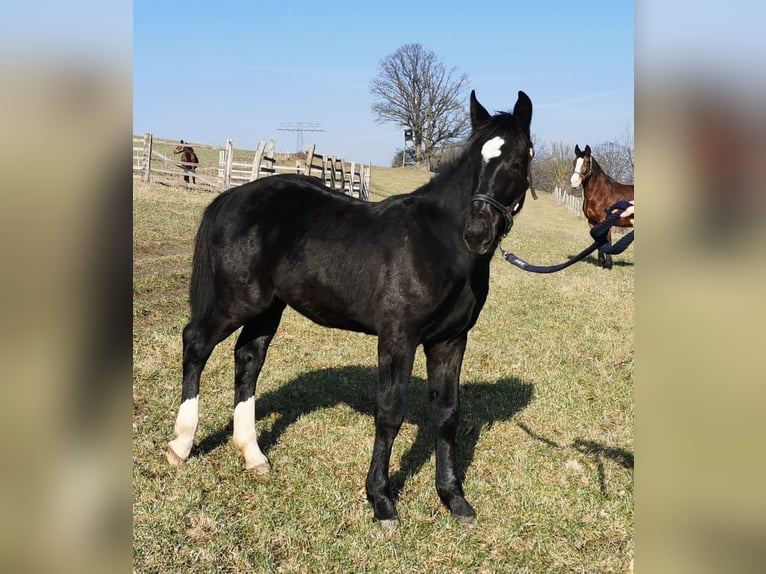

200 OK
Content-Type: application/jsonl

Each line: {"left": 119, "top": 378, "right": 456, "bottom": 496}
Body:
{"left": 166, "top": 91, "right": 535, "bottom": 527}
{"left": 173, "top": 140, "right": 199, "bottom": 184}
{"left": 570, "top": 144, "right": 634, "bottom": 269}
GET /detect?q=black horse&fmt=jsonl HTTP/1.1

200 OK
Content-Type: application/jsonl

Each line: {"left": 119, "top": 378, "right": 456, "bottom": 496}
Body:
{"left": 166, "top": 90, "right": 534, "bottom": 527}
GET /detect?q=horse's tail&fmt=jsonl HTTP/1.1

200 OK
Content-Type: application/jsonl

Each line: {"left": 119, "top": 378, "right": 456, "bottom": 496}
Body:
{"left": 189, "top": 196, "right": 225, "bottom": 321}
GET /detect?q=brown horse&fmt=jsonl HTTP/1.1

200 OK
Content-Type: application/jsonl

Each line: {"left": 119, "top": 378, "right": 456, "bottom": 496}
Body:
{"left": 173, "top": 140, "right": 199, "bottom": 184}
{"left": 570, "top": 144, "right": 634, "bottom": 269}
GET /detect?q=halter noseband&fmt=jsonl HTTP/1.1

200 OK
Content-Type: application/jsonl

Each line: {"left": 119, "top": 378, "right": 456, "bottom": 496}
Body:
{"left": 471, "top": 194, "right": 514, "bottom": 237}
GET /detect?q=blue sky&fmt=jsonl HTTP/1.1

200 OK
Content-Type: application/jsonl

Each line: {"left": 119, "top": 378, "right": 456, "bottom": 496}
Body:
{"left": 134, "top": 1, "right": 633, "bottom": 166}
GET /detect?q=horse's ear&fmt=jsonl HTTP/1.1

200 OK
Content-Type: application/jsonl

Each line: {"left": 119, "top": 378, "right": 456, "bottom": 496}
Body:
{"left": 584, "top": 144, "right": 591, "bottom": 156}
{"left": 513, "top": 90, "right": 533, "bottom": 133}
{"left": 470, "top": 90, "right": 491, "bottom": 129}
{"left": 575, "top": 144, "right": 582, "bottom": 156}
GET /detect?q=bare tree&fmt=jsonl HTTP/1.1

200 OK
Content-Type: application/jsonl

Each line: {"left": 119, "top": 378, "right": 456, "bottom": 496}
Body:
{"left": 532, "top": 139, "right": 574, "bottom": 193}
{"left": 370, "top": 44, "right": 470, "bottom": 164}
{"left": 593, "top": 138, "right": 634, "bottom": 184}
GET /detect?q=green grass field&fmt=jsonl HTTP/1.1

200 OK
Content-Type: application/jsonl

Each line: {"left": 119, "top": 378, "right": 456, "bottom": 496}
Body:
{"left": 133, "top": 170, "right": 634, "bottom": 573}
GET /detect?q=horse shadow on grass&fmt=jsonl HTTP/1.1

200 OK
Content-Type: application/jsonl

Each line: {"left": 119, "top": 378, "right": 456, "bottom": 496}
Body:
{"left": 517, "top": 421, "right": 633, "bottom": 496}
{"left": 194, "top": 365, "right": 534, "bottom": 497}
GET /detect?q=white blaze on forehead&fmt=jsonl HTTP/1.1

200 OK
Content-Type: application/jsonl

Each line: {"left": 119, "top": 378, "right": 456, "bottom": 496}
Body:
{"left": 570, "top": 157, "right": 584, "bottom": 187}
{"left": 481, "top": 136, "right": 505, "bottom": 162}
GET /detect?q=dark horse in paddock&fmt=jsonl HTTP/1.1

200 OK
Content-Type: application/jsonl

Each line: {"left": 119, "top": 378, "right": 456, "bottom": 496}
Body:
{"left": 173, "top": 140, "right": 199, "bottom": 184}
{"left": 166, "top": 91, "right": 535, "bottom": 527}
{"left": 570, "top": 144, "right": 634, "bottom": 269}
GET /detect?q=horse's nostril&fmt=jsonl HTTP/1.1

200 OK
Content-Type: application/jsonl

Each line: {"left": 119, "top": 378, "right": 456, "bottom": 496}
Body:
{"left": 463, "top": 224, "right": 494, "bottom": 255}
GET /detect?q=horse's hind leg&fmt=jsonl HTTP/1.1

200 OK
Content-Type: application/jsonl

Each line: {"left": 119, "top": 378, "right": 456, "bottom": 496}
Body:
{"left": 233, "top": 303, "right": 285, "bottom": 475}
{"left": 166, "top": 317, "right": 238, "bottom": 465}
{"left": 424, "top": 336, "right": 476, "bottom": 524}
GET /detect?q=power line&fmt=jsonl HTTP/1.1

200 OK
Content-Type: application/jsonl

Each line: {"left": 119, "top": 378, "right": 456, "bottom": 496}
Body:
{"left": 277, "top": 122, "right": 325, "bottom": 153}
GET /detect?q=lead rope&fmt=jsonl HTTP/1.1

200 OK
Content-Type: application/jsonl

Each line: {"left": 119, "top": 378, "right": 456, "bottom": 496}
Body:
{"left": 499, "top": 200, "right": 634, "bottom": 274}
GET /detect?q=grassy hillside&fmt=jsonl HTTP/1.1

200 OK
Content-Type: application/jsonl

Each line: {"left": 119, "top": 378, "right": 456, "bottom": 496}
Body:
{"left": 133, "top": 172, "right": 633, "bottom": 573}
{"left": 367, "top": 166, "right": 433, "bottom": 200}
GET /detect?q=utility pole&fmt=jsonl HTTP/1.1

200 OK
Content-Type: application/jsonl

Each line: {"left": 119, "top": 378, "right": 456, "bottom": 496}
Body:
{"left": 277, "top": 122, "right": 325, "bottom": 153}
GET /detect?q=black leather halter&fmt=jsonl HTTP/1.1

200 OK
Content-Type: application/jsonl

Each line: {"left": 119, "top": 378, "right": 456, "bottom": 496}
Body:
{"left": 470, "top": 146, "right": 538, "bottom": 238}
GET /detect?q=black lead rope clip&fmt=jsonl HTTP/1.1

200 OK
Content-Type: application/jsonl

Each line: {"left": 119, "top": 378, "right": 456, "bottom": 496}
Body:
{"left": 500, "top": 200, "right": 634, "bottom": 274}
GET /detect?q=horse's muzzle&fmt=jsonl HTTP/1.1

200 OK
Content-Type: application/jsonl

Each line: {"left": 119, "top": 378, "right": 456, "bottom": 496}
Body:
{"left": 463, "top": 217, "right": 508, "bottom": 255}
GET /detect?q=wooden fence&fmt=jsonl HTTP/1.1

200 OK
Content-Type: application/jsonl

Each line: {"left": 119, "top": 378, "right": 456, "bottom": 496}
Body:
{"left": 552, "top": 186, "right": 584, "bottom": 218}
{"left": 133, "top": 133, "right": 370, "bottom": 200}
{"left": 302, "top": 144, "right": 369, "bottom": 201}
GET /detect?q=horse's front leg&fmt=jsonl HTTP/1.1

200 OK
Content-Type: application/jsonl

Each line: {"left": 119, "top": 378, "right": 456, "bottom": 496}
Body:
{"left": 589, "top": 221, "right": 613, "bottom": 269}
{"left": 424, "top": 336, "right": 476, "bottom": 524}
{"left": 366, "top": 332, "right": 416, "bottom": 527}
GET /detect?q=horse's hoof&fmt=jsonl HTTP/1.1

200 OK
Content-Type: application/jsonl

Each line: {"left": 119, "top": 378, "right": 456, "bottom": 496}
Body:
{"left": 377, "top": 519, "right": 400, "bottom": 532}
{"left": 454, "top": 513, "right": 477, "bottom": 528}
{"left": 165, "top": 445, "right": 185, "bottom": 467}
{"left": 248, "top": 461, "right": 271, "bottom": 476}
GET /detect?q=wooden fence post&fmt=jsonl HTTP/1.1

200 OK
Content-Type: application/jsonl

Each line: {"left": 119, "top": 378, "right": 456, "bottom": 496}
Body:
{"left": 142, "top": 133, "right": 153, "bottom": 182}
{"left": 337, "top": 158, "right": 346, "bottom": 193}
{"left": 304, "top": 144, "right": 315, "bottom": 176}
{"left": 224, "top": 139, "right": 234, "bottom": 190}
{"left": 326, "top": 156, "right": 335, "bottom": 190}
{"left": 264, "top": 139, "right": 276, "bottom": 175}
{"left": 250, "top": 140, "right": 266, "bottom": 181}
{"left": 361, "top": 164, "right": 371, "bottom": 201}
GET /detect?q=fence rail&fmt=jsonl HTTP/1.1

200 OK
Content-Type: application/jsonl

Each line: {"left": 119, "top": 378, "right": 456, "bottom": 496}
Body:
{"left": 133, "top": 133, "right": 370, "bottom": 200}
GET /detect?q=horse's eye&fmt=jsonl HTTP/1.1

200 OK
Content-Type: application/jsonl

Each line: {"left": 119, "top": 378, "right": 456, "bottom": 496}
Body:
{"left": 511, "top": 160, "right": 521, "bottom": 170}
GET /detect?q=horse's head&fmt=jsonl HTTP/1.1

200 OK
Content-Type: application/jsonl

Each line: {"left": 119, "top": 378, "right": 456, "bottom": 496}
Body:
{"left": 463, "top": 90, "right": 534, "bottom": 255}
{"left": 173, "top": 140, "right": 190, "bottom": 155}
{"left": 570, "top": 144, "right": 592, "bottom": 188}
